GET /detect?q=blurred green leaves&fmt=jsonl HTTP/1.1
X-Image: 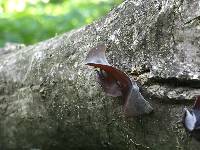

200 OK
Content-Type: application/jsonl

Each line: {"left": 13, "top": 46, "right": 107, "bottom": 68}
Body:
{"left": 0, "top": 0, "right": 122, "bottom": 47}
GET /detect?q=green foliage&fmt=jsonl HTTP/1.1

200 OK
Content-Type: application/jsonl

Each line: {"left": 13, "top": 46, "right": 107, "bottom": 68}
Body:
{"left": 0, "top": 0, "right": 122, "bottom": 47}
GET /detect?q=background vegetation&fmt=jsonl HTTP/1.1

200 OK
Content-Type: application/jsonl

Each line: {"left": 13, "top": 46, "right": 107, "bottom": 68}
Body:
{"left": 0, "top": 0, "right": 122, "bottom": 47}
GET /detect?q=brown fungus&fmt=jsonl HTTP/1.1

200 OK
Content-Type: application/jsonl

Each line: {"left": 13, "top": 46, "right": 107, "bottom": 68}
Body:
{"left": 85, "top": 44, "right": 153, "bottom": 117}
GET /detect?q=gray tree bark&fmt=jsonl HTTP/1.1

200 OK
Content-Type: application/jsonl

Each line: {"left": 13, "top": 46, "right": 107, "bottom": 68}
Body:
{"left": 0, "top": 0, "right": 200, "bottom": 149}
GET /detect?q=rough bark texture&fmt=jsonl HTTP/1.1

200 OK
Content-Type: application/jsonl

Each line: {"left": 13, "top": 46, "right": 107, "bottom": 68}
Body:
{"left": 0, "top": 0, "right": 200, "bottom": 149}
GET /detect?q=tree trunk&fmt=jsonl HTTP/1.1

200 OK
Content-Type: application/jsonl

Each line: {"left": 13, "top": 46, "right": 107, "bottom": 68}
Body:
{"left": 0, "top": 0, "right": 199, "bottom": 149}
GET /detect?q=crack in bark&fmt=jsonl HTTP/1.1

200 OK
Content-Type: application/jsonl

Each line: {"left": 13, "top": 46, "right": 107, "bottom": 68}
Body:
{"left": 184, "top": 16, "right": 200, "bottom": 25}
{"left": 147, "top": 77, "right": 200, "bottom": 89}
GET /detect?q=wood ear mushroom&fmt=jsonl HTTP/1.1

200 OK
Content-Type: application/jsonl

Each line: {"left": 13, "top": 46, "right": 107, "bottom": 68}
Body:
{"left": 85, "top": 44, "right": 153, "bottom": 117}
{"left": 183, "top": 96, "right": 200, "bottom": 141}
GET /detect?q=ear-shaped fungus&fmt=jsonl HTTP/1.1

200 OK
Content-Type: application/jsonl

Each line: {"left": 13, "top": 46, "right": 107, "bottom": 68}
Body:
{"left": 183, "top": 96, "right": 200, "bottom": 142}
{"left": 193, "top": 96, "right": 200, "bottom": 109}
{"left": 85, "top": 44, "right": 153, "bottom": 117}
